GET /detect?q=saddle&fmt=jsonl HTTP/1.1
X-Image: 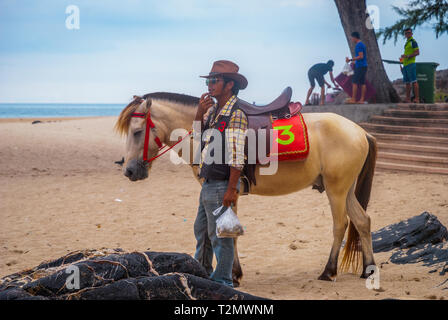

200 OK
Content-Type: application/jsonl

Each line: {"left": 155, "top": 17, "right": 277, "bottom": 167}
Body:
{"left": 238, "top": 87, "right": 295, "bottom": 116}
{"left": 237, "top": 87, "right": 303, "bottom": 193}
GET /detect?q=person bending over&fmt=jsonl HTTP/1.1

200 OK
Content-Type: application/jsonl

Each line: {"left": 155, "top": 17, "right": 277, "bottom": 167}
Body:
{"left": 305, "top": 60, "right": 339, "bottom": 106}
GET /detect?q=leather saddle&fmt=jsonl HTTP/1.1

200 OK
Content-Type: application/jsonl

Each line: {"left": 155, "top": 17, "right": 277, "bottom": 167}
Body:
{"left": 238, "top": 87, "right": 293, "bottom": 116}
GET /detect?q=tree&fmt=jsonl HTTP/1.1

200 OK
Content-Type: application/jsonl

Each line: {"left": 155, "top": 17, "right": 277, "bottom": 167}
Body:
{"left": 377, "top": 0, "right": 448, "bottom": 44}
{"left": 334, "top": 0, "right": 400, "bottom": 103}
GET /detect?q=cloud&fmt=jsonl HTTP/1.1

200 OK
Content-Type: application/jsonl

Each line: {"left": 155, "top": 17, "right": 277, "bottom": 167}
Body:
{"left": 0, "top": 0, "right": 446, "bottom": 103}
{"left": 279, "top": 0, "right": 323, "bottom": 7}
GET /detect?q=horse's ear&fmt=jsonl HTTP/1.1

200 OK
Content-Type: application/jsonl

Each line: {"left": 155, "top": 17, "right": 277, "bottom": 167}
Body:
{"left": 145, "top": 98, "right": 152, "bottom": 110}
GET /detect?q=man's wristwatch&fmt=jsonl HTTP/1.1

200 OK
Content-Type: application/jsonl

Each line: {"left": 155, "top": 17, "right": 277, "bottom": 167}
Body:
{"left": 228, "top": 186, "right": 238, "bottom": 192}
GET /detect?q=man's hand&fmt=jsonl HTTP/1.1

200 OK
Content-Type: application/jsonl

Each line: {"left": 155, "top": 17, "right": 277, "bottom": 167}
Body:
{"left": 198, "top": 93, "right": 214, "bottom": 113}
{"left": 195, "top": 93, "right": 215, "bottom": 125}
{"left": 223, "top": 188, "right": 238, "bottom": 208}
{"left": 223, "top": 167, "right": 241, "bottom": 208}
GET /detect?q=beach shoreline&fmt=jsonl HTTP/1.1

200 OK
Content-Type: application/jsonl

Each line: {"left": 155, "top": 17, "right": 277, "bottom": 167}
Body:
{"left": 0, "top": 116, "right": 115, "bottom": 124}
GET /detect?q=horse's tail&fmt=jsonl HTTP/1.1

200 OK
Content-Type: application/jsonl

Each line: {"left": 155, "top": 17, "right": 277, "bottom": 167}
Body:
{"left": 340, "top": 133, "right": 377, "bottom": 274}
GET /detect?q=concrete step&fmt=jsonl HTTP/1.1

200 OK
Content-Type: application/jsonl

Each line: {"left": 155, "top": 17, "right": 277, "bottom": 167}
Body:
{"left": 361, "top": 123, "right": 448, "bottom": 137}
{"left": 376, "top": 161, "right": 448, "bottom": 175}
{"left": 383, "top": 109, "right": 448, "bottom": 119}
{"left": 377, "top": 142, "right": 448, "bottom": 157}
{"left": 370, "top": 133, "right": 448, "bottom": 147}
{"left": 395, "top": 103, "right": 448, "bottom": 111}
{"left": 378, "top": 152, "right": 448, "bottom": 168}
{"left": 370, "top": 115, "right": 448, "bottom": 128}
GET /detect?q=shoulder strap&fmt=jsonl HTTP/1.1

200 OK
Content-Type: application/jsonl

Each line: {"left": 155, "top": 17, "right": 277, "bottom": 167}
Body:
{"left": 215, "top": 100, "right": 239, "bottom": 125}
{"left": 234, "top": 98, "right": 248, "bottom": 120}
{"left": 203, "top": 106, "right": 216, "bottom": 130}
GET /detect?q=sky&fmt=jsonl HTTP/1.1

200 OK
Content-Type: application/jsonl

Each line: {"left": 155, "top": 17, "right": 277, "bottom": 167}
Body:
{"left": 0, "top": 0, "right": 447, "bottom": 104}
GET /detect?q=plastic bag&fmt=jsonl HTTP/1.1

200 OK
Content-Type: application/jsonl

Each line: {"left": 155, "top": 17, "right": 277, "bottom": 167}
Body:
{"left": 342, "top": 63, "right": 354, "bottom": 76}
{"left": 212, "top": 205, "right": 244, "bottom": 238}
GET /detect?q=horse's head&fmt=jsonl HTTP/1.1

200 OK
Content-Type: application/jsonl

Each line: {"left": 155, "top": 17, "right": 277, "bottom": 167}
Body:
{"left": 115, "top": 96, "right": 160, "bottom": 181}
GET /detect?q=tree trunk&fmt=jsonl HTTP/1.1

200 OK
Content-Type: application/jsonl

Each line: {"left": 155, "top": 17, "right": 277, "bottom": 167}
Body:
{"left": 334, "top": 0, "right": 400, "bottom": 103}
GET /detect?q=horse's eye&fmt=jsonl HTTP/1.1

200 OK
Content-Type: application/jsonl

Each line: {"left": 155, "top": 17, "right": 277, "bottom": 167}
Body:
{"left": 134, "top": 130, "right": 143, "bottom": 137}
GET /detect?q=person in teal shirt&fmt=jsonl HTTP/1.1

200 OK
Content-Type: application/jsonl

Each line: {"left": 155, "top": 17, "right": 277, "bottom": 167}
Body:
{"left": 401, "top": 28, "right": 420, "bottom": 103}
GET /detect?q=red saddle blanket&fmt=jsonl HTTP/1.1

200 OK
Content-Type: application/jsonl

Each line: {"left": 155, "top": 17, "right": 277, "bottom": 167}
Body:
{"left": 269, "top": 112, "right": 310, "bottom": 161}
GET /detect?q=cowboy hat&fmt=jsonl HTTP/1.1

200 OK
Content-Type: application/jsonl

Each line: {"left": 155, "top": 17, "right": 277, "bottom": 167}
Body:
{"left": 200, "top": 60, "right": 248, "bottom": 90}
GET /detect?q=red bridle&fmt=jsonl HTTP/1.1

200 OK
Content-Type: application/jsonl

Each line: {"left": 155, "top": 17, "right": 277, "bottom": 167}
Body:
{"left": 131, "top": 111, "right": 191, "bottom": 164}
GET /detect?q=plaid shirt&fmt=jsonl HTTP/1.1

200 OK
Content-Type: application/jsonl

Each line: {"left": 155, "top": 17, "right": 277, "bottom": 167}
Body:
{"left": 197, "top": 95, "right": 248, "bottom": 171}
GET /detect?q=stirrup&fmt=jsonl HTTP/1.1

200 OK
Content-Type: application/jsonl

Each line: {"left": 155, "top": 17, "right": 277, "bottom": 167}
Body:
{"left": 240, "top": 175, "right": 250, "bottom": 196}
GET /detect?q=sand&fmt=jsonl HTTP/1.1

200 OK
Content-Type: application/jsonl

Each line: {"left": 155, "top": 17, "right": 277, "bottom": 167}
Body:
{"left": 0, "top": 116, "right": 447, "bottom": 300}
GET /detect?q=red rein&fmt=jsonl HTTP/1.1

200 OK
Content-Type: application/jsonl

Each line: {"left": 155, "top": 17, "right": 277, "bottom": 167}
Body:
{"left": 131, "top": 112, "right": 191, "bottom": 164}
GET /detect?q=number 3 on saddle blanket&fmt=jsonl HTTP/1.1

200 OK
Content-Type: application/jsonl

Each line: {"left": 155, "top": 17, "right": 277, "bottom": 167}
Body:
{"left": 270, "top": 113, "right": 309, "bottom": 162}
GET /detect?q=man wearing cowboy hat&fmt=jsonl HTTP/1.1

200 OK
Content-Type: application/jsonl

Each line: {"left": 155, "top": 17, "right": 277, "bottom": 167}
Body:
{"left": 192, "top": 60, "right": 248, "bottom": 287}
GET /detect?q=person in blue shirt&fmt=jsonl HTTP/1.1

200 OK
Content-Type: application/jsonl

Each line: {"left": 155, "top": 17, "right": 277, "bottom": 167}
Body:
{"left": 346, "top": 31, "right": 368, "bottom": 104}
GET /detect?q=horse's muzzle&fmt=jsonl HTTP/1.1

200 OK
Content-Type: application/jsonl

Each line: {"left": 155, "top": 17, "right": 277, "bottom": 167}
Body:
{"left": 124, "top": 159, "right": 148, "bottom": 181}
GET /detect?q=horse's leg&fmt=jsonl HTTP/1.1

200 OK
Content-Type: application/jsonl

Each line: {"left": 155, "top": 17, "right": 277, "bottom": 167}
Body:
{"left": 318, "top": 187, "right": 349, "bottom": 281}
{"left": 232, "top": 238, "right": 243, "bottom": 287}
{"left": 231, "top": 196, "right": 243, "bottom": 287}
{"left": 346, "top": 186, "right": 376, "bottom": 278}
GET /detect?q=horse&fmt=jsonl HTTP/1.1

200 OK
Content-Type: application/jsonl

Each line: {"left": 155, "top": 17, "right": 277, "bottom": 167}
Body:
{"left": 115, "top": 92, "right": 377, "bottom": 286}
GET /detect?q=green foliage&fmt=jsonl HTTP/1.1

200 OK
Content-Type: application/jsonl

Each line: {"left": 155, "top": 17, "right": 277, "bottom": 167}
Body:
{"left": 376, "top": 0, "right": 448, "bottom": 44}
{"left": 435, "top": 90, "right": 448, "bottom": 102}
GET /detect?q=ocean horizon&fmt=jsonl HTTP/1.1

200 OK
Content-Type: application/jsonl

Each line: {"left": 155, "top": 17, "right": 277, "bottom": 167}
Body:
{"left": 0, "top": 103, "right": 126, "bottom": 118}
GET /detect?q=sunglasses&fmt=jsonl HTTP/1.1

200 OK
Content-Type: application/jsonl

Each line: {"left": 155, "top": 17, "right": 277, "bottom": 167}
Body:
{"left": 205, "top": 77, "right": 223, "bottom": 86}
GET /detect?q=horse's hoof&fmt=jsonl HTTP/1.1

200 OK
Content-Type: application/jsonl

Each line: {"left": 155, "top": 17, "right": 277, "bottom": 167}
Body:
{"left": 318, "top": 273, "right": 335, "bottom": 281}
{"left": 360, "top": 272, "right": 372, "bottom": 279}
{"left": 232, "top": 273, "right": 242, "bottom": 288}
{"left": 360, "top": 266, "right": 376, "bottom": 279}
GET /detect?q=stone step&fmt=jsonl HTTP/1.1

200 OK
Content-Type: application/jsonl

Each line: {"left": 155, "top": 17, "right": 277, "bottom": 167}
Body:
{"left": 378, "top": 152, "right": 448, "bottom": 168}
{"left": 383, "top": 109, "right": 448, "bottom": 119}
{"left": 376, "top": 161, "right": 448, "bottom": 175}
{"left": 377, "top": 142, "right": 448, "bottom": 157}
{"left": 360, "top": 123, "right": 448, "bottom": 137}
{"left": 395, "top": 103, "right": 448, "bottom": 111}
{"left": 375, "top": 161, "right": 448, "bottom": 175}
{"left": 370, "top": 133, "right": 448, "bottom": 147}
{"left": 370, "top": 115, "right": 448, "bottom": 128}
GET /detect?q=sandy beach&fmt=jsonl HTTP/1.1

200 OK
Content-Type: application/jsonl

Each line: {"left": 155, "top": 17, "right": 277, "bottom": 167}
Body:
{"left": 0, "top": 116, "right": 447, "bottom": 300}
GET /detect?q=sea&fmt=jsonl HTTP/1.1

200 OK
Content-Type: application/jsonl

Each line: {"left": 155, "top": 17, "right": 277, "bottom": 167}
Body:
{"left": 0, "top": 103, "right": 126, "bottom": 118}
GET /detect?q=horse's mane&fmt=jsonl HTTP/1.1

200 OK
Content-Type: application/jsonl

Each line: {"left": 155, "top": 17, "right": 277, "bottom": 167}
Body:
{"left": 143, "top": 92, "right": 199, "bottom": 106}
{"left": 115, "top": 92, "right": 199, "bottom": 136}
